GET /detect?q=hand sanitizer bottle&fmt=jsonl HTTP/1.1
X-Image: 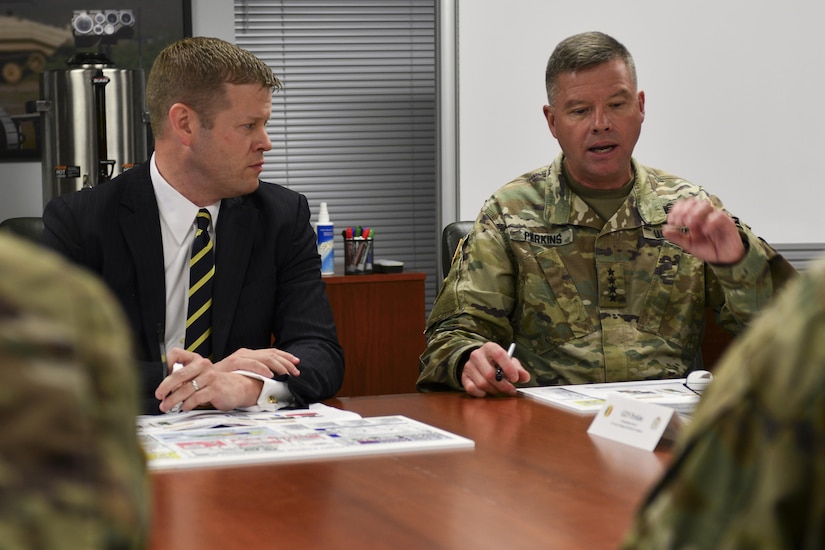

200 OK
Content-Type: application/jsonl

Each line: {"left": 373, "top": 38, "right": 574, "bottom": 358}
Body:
{"left": 316, "top": 202, "right": 335, "bottom": 275}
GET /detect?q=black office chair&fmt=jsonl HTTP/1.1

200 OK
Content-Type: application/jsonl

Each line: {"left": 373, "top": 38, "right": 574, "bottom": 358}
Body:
{"left": 0, "top": 217, "right": 45, "bottom": 244}
{"left": 441, "top": 220, "right": 474, "bottom": 277}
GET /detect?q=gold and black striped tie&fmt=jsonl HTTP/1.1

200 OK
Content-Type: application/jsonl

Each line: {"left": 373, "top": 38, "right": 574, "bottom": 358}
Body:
{"left": 185, "top": 209, "right": 214, "bottom": 359}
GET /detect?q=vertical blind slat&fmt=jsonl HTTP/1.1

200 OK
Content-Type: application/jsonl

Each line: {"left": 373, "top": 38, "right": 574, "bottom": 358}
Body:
{"left": 234, "top": 0, "right": 438, "bottom": 320}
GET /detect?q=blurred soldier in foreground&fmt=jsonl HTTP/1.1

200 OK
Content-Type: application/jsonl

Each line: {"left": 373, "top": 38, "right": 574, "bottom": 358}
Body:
{"left": 622, "top": 258, "right": 825, "bottom": 549}
{"left": 0, "top": 233, "right": 148, "bottom": 548}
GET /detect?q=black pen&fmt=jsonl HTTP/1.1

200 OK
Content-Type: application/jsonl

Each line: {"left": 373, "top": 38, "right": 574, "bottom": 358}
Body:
{"left": 495, "top": 342, "right": 516, "bottom": 382}
{"left": 157, "top": 323, "right": 169, "bottom": 377}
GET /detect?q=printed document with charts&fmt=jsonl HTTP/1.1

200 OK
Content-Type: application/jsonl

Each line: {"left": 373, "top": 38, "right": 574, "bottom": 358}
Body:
{"left": 137, "top": 403, "right": 474, "bottom": 470}
{"left": 518, "top": 379, "right": 700, "bottom": 417}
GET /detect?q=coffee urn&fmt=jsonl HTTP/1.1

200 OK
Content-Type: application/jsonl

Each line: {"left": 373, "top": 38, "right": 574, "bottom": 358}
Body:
{"left": 37, "top": 52, "right": 148, "bottom": 206}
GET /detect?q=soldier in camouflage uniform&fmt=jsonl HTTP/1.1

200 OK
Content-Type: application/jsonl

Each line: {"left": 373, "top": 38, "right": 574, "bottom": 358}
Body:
{"left": 0, "top": 233, "right": 148, "bottom": 548}
{"left": 622, "top": 257, "right": 825, "bottom": 549}
{"left": 418, "top": 31, "right": 794, "bottom": 397}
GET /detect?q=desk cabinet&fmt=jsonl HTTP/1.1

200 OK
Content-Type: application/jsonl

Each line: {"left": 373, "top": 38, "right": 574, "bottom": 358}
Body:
{"left": 323, "top": 272, "right": 426, "bottom": 396}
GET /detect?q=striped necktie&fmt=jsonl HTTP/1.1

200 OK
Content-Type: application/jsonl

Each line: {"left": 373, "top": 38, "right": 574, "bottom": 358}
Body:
{"left": 185, "top": 208, "right": 214, "bottom": 359}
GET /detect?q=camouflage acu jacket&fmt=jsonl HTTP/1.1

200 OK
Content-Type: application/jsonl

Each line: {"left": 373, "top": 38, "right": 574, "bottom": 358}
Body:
{"left": 418, "top": 154, "right": 791, "bottom": 391}
{"left": 622, "top": 257, "right": 825, "bottom": 549}
{"left": 0, "top": 234, "right": 148, "bottom": 549}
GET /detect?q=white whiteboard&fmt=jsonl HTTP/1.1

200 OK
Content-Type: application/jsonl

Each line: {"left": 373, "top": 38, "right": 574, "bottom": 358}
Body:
{"left": 457, "top": 0, "right": 824, "bottom": 244}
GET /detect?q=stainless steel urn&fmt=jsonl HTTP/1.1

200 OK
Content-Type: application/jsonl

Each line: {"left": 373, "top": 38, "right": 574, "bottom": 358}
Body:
{"left": 37, "top": 52, "right": 148, "bottom": 206}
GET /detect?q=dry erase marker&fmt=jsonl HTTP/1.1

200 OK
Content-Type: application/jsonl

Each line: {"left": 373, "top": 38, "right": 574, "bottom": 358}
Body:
{"left": 495, "top": 342, "right": 516, "bottom": 382}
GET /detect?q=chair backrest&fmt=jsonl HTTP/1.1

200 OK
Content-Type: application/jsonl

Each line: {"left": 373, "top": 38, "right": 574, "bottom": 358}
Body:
{"left": 441, "top": 220, "right": 474, "bottom": 277}
{"left": 0, "top": 217, "right": 44, "bottom": 244}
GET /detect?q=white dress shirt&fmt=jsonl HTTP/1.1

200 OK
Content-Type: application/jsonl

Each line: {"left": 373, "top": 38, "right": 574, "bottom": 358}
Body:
{"left": 150, "top": 154, "right": 293, "bottom": 410}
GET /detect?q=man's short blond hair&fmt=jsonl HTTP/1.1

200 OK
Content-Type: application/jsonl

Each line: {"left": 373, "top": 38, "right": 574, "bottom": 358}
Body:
{"left": 146, "top": 36, "right": 282, "bottom": 136}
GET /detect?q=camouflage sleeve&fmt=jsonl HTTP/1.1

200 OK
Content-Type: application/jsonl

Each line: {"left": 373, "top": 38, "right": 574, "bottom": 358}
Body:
{"left": 621, "top": 258, "right": 825, "bottom": 549}
{"left": 702, "top": 197, "right": 797, "bottom": 333}
{"left": 0, "top": 235, "right": 148, "bottom": 549}
{"left": 418, "top": 211, "right": 516, "bottom": 391}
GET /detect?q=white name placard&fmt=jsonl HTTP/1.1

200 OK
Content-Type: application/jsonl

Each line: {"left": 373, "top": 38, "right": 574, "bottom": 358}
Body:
{"left": 587, "top": 393, "right": 683, "bottom": 451}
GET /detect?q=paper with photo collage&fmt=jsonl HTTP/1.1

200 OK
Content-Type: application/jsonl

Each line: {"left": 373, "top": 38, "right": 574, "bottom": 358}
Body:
{"left": 138, "top": 403, "right": 474, "bottom": 470}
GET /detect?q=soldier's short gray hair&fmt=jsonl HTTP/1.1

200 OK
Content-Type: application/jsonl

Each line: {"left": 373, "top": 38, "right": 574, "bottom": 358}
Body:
{"left": 545, "top": 31, "right": 637, "bottom": 105}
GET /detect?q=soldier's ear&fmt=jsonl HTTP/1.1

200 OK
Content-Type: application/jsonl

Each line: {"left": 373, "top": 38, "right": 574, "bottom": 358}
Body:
{"left": 543, "top": 105, "right": 559, "bottom": 138}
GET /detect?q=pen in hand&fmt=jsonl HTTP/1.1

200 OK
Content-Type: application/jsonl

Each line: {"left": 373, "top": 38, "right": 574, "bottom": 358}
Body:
{"left": 157, "top": 323, "right": 168, "bottom": 375}
{"left": 495, "top": 342, "right": 517, "bottom": 382}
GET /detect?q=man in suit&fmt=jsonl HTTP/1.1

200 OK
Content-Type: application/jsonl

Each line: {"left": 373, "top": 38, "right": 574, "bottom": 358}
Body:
{"left": 42, "top": 37, "right": 344, "bottom": 415}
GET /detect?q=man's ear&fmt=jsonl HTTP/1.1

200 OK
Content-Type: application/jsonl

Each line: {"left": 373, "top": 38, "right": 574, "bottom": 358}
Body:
{"left": 637, "top": 90, "right": 646, "bottom": 124}
{"left": 543, "top": 105, "right": 558, "bottom": 139}
{"left": 168, "top": 103, "right": 195, "bottom": 146}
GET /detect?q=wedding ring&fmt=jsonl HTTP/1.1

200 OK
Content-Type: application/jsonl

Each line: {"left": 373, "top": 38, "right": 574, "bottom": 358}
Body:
{"left": 191, "top": 379, "right": 200, "bottom": 391}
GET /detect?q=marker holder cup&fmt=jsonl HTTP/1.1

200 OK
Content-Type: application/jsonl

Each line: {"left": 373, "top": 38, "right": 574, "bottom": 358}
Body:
{"left": 344, "top": 237, "right": 373, "bottom": 275}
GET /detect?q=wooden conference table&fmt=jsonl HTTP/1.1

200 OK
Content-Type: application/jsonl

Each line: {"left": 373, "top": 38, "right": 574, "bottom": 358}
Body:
{"left": 148, "top": 392, "right": 672, "bottom": 550}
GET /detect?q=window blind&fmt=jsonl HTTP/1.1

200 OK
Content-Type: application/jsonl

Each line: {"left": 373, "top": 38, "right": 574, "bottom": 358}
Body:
{"left": 234, "top": 0, "right": 438, "bottom": 318}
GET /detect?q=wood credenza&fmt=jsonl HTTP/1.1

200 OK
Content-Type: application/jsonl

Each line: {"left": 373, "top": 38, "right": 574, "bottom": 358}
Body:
{"left": 323, "top": 272, "right": 426, "bottom": 397}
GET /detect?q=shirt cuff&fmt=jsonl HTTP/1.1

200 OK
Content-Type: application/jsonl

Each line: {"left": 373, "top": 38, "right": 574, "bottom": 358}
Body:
{"left": 233, "top": 370, "right": 295, "bottom": 411}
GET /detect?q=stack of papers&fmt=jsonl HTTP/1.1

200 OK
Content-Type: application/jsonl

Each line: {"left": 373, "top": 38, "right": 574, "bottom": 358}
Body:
{"left": 518, "top": 379, "right": 700, "bottom": 416}
{"left": 138, "top": 403, "right": 474, "bottom": 470}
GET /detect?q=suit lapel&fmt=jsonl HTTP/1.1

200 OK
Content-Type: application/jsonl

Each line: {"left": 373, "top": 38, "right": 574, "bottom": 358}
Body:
{"left": 119, "top": 173, "right": 167, "bottom": 361}
{"left": 213, "top": 196, "right": 258, "bottom": 357}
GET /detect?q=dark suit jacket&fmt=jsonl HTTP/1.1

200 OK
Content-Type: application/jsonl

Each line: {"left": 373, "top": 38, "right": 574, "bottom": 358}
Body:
{"left": 42, "top": 162, "right": 344, "bottom": 414}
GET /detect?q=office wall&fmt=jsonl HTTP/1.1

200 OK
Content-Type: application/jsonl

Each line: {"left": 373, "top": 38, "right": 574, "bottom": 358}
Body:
{"left": 190, "top": 0, "right": 233, "bottom": 42}
{"left": 456, "top": 0, "right": 825, "bottom": 245}
{"left": 0, "top": 163, "right": 40, "bottom": 222}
